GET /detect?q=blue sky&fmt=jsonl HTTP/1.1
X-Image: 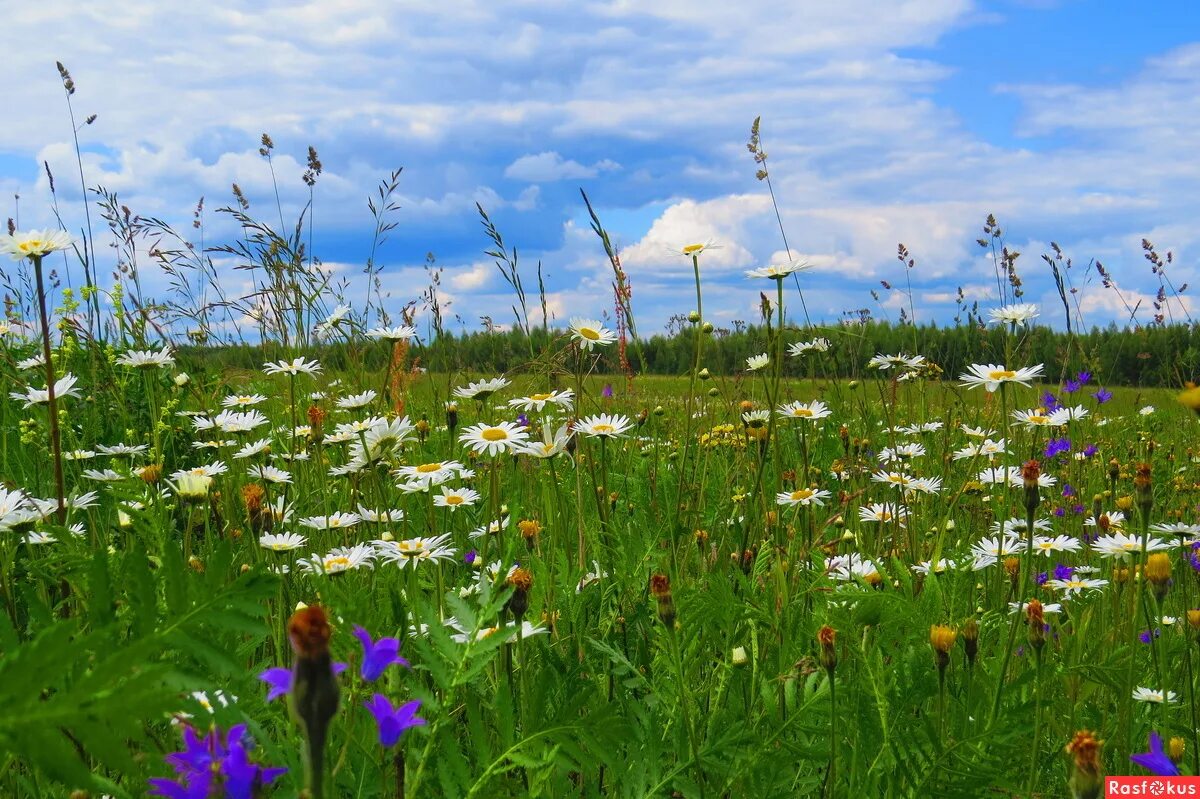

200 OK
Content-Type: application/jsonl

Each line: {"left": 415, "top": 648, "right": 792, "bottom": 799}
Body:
{"left": 3, "top": 0, "right": 1200, "bottom": 336}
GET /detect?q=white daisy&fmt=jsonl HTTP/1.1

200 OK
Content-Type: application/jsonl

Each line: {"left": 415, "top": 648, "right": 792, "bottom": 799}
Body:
{"left": 459, "top": 421, "right": 529, "bottom": 456}
{"left": 959, "top": 363, "right": 1044, "bottom": 392}
{"left": 569, "top": 318, "right": 617, "bottom": 350}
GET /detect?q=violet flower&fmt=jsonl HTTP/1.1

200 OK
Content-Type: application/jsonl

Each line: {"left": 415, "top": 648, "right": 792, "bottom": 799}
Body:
{"left": 259, "top": 662, "right": 348, "bottom": 702}
{"left": 1131, "top": 731, "right": 1179, "bottom": 776}
{"left": 1092, "top": 388, "right": 1113, "bottom": 404}
{"left": 353, "top": 625, "right": 410, "bottom": 682}
{"left": 149, "top": 723, "right": 285, "bottom": 799}
{"left": 364, "top": 694, "right": 426, "bottom": 747}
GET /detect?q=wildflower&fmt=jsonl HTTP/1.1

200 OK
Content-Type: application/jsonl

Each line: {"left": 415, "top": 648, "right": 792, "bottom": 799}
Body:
{"left": 1044, "top": 438, "right": 1071, "bottom": 458}
{"left": 569, "top": 318, "right": 616, "bottom": 350}
{"left": 263, "top": 357, "right": 322, "bottom": 375}
{"left": 374, "top": 535, "right": 457, "bottom": 568}
{"left": 1131, "top": 731, "right": 1180, "bottom": 776}
{"left": 288, "top": 606, "right": 340, "bottom": 795}
{"left": 817, "top": 625, "right": 837, "bottom": 674}
{"left": 147, "top": 723, "right": 286, "bottom": 799}
{"left": 777, "top": 400, "right": 832, "bottom": 421}
{"left": 1091, "top": 533, "right": 1170, "bottom": 558}
{"left": 299, "top": 512, "right": 360, "bottom": 531}
{"left": 336, "top": 390, "right": 377, "bottom": 410}
{"left": 0, "top": 229, "right": 74, "bottom": 259}
{"left": 745, "top": 353, "right": 769, "bottom": 371}
{"left": 507, "top": 389, "right": 574, "bottom": 413}
{"left": 259, "top": 533, "right": 307, "bottom": 552}
{"left": 788, "top": 337, "right": 830, "bottom": 356}
{"left": 117, "top": 345, "right": 176, "bottom": 369}
{"left": 1091, "top": 387, "right": 1113, "bottom": 404}
{"left": 366, "top": 325, "right": 417, "bottom": 341}
{"left": 1026, "top": 599, "right": 1046, "bottom": 652}
{"left": 858, "top": 503, "right": 906, "bottom": 526}
{"left": 433, "top": 486, "right": 480, "bottom": 511}
{"left": 987, "top": 303, "right": 1040, "bottom": 325}
{"left": 506, "top": 567, "right": 534, "bottom": 618}
{"left": 1011, "top": 407, "right": 1071, "bottom": 428}
{"left": 746, "top": 260, "right": 807, "bottom": 280}
{"left": 522, "top": 423, "right": 572, "bottom": 458}
{"left": 1131, "top": 687, "right": 1178, "bottom": 704}
{"left": 651, "top": 573, "right": 676, "bottom": 628}
{"left": 353, "top": 626, "right": 410, "bottom": 682}
{"left": 297, "top": 545, "right": 375, "bottom": 575}
{"left": 364, "top": 695, "right": 426, "bottom": 747}
{"left": 958, "top": 363, "right": 1044, "bottom": 392}
{"left": 930, "top": 625, "right": 956, "bottom": 677}
{"left": 776, "top": 487, "right": 830, "bottom": 507}
{"left": 1145, "top": 552, "right": 1172, "bottom": 600}
{"left": 459, "top": 421, "right": 529, "bottom": 455}
{"left": 574, "top": 414, "right": 634, "bottom": 439}
{"left": 1066, "top": 730, "right": 1103, "bottom": 799}
{"left": 9, "top": 373, "right": 82, "bottom": 408}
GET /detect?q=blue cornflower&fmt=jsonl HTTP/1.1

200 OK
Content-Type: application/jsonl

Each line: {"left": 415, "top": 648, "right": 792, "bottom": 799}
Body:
{"left": 1077, "top": 371, "right": 1092, "bottom": 384}
{"left": 1062, "top": 483, "right": 1076, "bottom": 498}
{"left": 1053, "top": 507, "right": 1066, "bottom": 518}
{"left": 364, "top": 694, "right": 426, "bottom": 747}
{"left": 1063, "top": 379, "right": 1081, "bottom": 394}
{"left": 1036, "top": 571, "right": 1049, "bottom": 586}
{"left": 1139, "top": 628, "right": 1161, "bottom": 644}
{"left": 516, "top": 413, "right": 530, "bottom": 428}
{"left": 353, "top": 625, "right": 410, "bottom": 682}
{"left": 1092, "top": 388, "right": 1113, "bottom": 404}
{"left": 464, "top": 549, "right": 478, "bottom": 566}
{"left": 1041, "top": 391, "right": 1062, "bottom": 412}
{"left": 1053, "top": 563, "right": 1075, "bottom": 581}
{"left": 1083, "top": 444, "right": 1098, "bottom": 458}
{"left": 1131, "top": 731, "right": 1180, "bottom": 776}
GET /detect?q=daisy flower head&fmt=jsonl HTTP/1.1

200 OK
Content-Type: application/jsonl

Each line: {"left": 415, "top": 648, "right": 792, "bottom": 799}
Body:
{"left": 858, "top": 503, "right": 907, "bottom": 525}
{"left": 0, "top": 229, "right": 74, "bottom": 260}
{"left": 299, "top": 512, "right": 361, "bottom": 531}
{"left": 787, "top": 338, "right": 830, "bottom": 357}
{"left": 507, "top": 389, "right": 574, "bottom": 413}
{"left": 1011, "top": 407, "right": 1071, "bottom": 429}
{"left": 374, "top": 534, "right": 457, "bottom": 569}
{"left": 259, "top": 532, "right": 307, "bottom": 552}
{"left": 521, "top": 423, "right": 572, "bottom": 459}
{"left": 299, "top": 544, "right": 375, "bottom": 575}
{"left": 959, "top": 363, "right": 1044, "bottom": 392}
{"left": 366, "top": 325, "right": 417, "bottom": 341}
{"left": 394, "top": 459, "right": 464, "bottom": 486}
{"left": 745, "top": 260, "right": 807, "bottom": 280}
{"left": 433, "top": 486, "right": 481, "bottom": 511}
{"left": 222, "top": 394, "right": 268, "bottom": 408}
{"left": 1139, "top": 405, "right": 1156, "bottom": 416}
{"left": 574, "top": 413, "right": 633, "bottom": 439}
{"left": 337, "top": 390, "right": 378, "bottom": 410}
{"left": 263, "top": 357, "right": 322, "bottom": 376}
{"left": 460, "top": 421, "right": 529, "bottom": 456}
{"left": 1092, "top": 532, "right": 1170, "bottom": 558}
{"left": 1132, "top": 687, "right": 1179, "bottom": 704}
{"left": 1031, "top": 535, "right": 1082, "bottom": 555}
{"left": 569, "top": 318, "right": 617, "bottom": 351}
{"left": 677, "top": 239, "right": 719, "bottom": 258}
{"left": 10, "top": 373, "right": 82, "bottom": 408}
{"left": 867, "top": 353, "right": 926, "bottom": 371}
{"left": 745, "top": 353, "right": 770, "bottom": 371}
{"left": 1044, "top": 576, "right": 1108, "bottom": 596}
{"left": 987, "top": 303, "right": 1040, "bottom": 326}
{"left": 453, "top": 377, "right": 511, "bottom": 401}
{"left": 116, "top": 345, "right": 175, "bottom": 369}
{"left": 777, "top": 400, "right": 832, "bottom": 421}
{"left": 776, "top": 487, "right": 831, "bottom": 507}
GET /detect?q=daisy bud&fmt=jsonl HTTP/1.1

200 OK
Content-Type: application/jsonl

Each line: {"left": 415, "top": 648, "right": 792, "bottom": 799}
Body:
{"left": 173, "top": 372, "right": 190, "bottom": 387}
{"left": 445, "top": 402, "right": 458, "bottom": 434}
{"left": 1145, "top": 553, "right": 1172, "bottom": 601}
{"left": 961, "top": 618, "right": 979, "bottom": 667}
{"left": 698, "top": 368, "right": 710, "bottom": 381}
{"left": 687, "top": 310, "right": 701, "bottom": 323}
{"left": 650, "top": 573, "right": 676, "bottom": 629}
{"left": 702, "top": 322, "right": 714, "bottom": 334}
{"left": 415, "top": 418, "right": 430, "bottom": 442}
{"left": 653, "top": 405, "right": 665, "bottom": 417}
{"left": 694, "top": 529, "right": 709, "bottom": 553}
{"left": 708, "top": 387, "right": 720, "bottom": 397}
{"left": 1108, "top": 458, "right": 1120, "bottom": 489}
{"left": 817, "top": 625, "right": 837, "bottom": 674}
{"left": 1066, "top": 730, "right": 1103, "bottom": 799}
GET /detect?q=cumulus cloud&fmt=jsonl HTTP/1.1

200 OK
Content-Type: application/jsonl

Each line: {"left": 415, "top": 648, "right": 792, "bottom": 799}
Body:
{"left": 504, "top": 152, "right": 620, "bottom": 182}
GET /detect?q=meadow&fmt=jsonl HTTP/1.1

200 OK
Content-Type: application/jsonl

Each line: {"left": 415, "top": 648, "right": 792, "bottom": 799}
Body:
{"left": 3, "top": 114, "right": 1200, "bottom": 799}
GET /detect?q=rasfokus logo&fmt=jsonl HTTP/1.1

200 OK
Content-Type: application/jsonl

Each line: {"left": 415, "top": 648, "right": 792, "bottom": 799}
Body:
{"left": 1107, "top": 777, "right": 1200, "bottom": 796}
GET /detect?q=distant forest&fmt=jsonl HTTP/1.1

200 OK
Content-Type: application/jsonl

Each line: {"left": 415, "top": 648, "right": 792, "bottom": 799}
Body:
{"left": 181, "top": 321, "right": 1200, "bottom": 388}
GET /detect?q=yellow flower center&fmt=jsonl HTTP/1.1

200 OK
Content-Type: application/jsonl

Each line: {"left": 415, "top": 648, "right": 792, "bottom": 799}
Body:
{"left": 989, "top": 370, "right": 1017, "bottom": 380}
{"left": 325, "top": 556, "right": 350, "bottom": 570}
{"left": 329, "top": 518, "right": 341, "bottom": 527}
{"left": 578, "top": 327, "right": 600, "bottom": 341}
{"left": 880, "top": 512, "right": 892, "bottom": 521}
{"left": 416, "top": 462, "right": 443, "bottom": 474}
{"left": 593, "top": 424, "right": 614, "bottom": 433}
{"left": 1029, "top": 415, "right": 1047, "bottom": 424}
{"left": 792, "top": 408, "right": 813, "bottom": 417}
{"left": 790, "top": 489, "right": 814, "bottom": 501}
{"left": 682, "top": 243, "right": 705, "bottom": 254}
{"left": 445, "top": 495, "right": 464, "bottom": 505}
{"left": 530, "top": 393, "right": 553, "bottom": 401}
{"left": 481, "top": 428, "right": 509, "bottom": 442}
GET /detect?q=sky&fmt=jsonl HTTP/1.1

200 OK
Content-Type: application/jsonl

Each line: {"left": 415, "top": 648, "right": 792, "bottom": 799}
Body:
{"left": 3, "top": 0, "right": 1200, "bottom": 337}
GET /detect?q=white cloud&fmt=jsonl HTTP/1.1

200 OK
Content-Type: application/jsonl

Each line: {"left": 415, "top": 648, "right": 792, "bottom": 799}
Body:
{"left": 504, "top": 152, "right": 620, "bottom": 182}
